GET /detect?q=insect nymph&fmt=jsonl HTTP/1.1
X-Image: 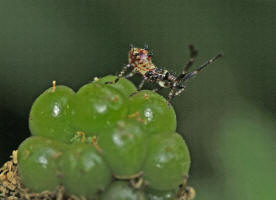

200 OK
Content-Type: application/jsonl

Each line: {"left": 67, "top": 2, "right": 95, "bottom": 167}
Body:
{"left": 107, "top": 44, "right": 222, "bottom": 101}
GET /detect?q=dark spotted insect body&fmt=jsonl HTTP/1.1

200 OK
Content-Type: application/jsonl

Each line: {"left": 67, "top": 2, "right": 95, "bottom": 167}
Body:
{"left": 144, "top": 68, "right": 176, "bottom": 88}
{"left": 107, "top": 44, "right": 222, "bottom": 101}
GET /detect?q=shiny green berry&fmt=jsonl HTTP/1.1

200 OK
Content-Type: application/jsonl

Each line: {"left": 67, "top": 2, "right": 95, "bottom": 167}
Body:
{"left": 71, "top": 83, "right": 128, "bottom": 136}
{"left": 17, "top": 136, "right": 66, "bottom": 192}
{"left": 98, "top": 119, "right": 146, "bottom": 177}
{"left": 128, "top": 90, "right": 177, "bottom": 134}
{"left": 29, "top": 85, "right": 75, "bottom": 143}
{"left": 142, "top": 133, "right": 190, "bottom": 191}
{"left": 60, "top": 143, "right": 112, "bottom": 198}
{"left": 145, "top": 188, "right": 177, "bottom": 200}
{"left": 100, "top": 181, "right": 147, "bottom": 200}
{"left": 95, "top": 75, "right": 137, "bottom": 97}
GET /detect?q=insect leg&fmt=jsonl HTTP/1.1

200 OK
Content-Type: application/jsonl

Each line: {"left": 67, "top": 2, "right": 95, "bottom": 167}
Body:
{"left": 167, "top": 83, "right": 186, "bottom": 101}
{"left": 125, "top": 72, "right": 135, "bottom": 79}
{"left": 152, "top": 84, "right": 163, "bottom": 92}
{"left": 138, "top": 78, "right": 147, "bottom": 90}
{"left": 174, "top": 85, "right": 185, "bottom": 97}
{"left": 130, "top": 77, "right": 147, "bottom": 96}
{"left": 167, "top": 87, "right": 177, "bottom": 102}
{"left": 105, "top": 64, "right": 133, "bottom": 84}
{"left": 181, "top": 52, "right": 223, "bottom": 82}
{"left": 183, "top": 45, "right": 198, "bottom": 73}
{"left": 175, "top": 45, "right": 198, "bottom": 81}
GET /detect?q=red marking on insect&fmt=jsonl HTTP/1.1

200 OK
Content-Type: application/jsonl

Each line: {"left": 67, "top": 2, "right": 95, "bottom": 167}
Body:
{"left": 128, "top": 47, "right": 155, "bottom": 74}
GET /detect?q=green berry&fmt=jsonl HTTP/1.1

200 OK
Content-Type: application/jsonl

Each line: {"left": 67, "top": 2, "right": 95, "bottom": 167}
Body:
{"left": 142, "top": 133, "right": 190, "bottom": 191}
{"left": 100, "top": 181, "right": 147, "bottom": 200}
{"left": 71, "top": 83, "right": 128, "bottom": 136}
{"left": 145, "top": 188, "right": 177, "bottom": 200}
{"left": 128, "top": 90, "right": 177, "bottom": 134}
{"left": 98, "top": 119, "right": 146, "bottom": 177}
{"left": 60, "top": 143, "right": 112, "bottom": 198}
{"left": 17, "top": 136, "right": 66, "bottom": 192}
{"left": 95, "top": 75, "right": 137, "bottom": 97}
{"left": 29, "top": 85, "right": 75, "bottom": 143}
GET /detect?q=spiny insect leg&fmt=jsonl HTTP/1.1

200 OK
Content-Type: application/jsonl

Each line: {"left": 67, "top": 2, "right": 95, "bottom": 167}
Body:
{"left": 125, "top": 72, "right": 135, "bottom": 79}
{"left": 130, "top": 78, "right": 147, "bottom": 96}
{"left": 115, "top": 64, "right": 134, "bottom": 82}
{"left": 152, "top": 85, "right": 163, "bottom": 93}
{"left": 167, "top": 87, "right": 177, "bottom": 102}
{"left": 183, "top": 45, "right": 198, "bottom": 73}
{"left": 175, "top": 45, "right": 198, "bottom": 82}
{"left": 174, "top": 85, "right": 185, "bottom": 97}
{"left": 105, "top": 64, "right": 133, "bottom": 84}
{"left": 167, "top": 84, "right": 185, "bottom": 101}
{"left": 138, "top": 78, "right": 146, "bottom": 90}
{"left": 181, "top": 52, "right": 223, "bottom": 82}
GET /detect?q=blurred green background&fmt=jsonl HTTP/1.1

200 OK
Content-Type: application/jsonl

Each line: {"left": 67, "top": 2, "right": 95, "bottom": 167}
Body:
{"left": 0, "top": 0, "right": 275, "bottom": 199}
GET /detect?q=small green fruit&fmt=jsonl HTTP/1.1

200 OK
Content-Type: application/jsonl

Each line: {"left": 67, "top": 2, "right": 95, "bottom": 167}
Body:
{"left": 95, "top": 75, "right": 137, "bottom": 97}
{"left": 128, "top": 90, "right": 177, "bottom": 134}
{"left": 60, "top": 143, "right": 112, "bottom": 198}
{"left": 98, "top": 119, "right": 146, "bottom": 177}
{"left": 18, "top": 136, "right": 66, "bottom": 192}
{"left": 29, "top": 85, "right": 75, "bottom": 143}
{"left": 142, "top": 133, "right": 190, "bottom": 191}
{"left": 100, "top": 181, "right": 147, "bottom": 200}
{"left": 71, "top": 83, "right": 128, "bottom": 136}
{"left": 145, "top": 188, "right": 177, "bottom": 200}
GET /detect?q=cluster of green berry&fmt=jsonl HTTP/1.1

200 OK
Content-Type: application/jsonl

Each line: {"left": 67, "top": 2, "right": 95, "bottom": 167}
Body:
{"left": 17, "top": 75, "right": 191, "bottom": 199}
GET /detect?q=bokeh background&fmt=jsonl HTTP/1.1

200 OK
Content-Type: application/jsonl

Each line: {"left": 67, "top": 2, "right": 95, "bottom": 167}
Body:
{"left": 0, "top": 0, "right": 275, "bottom": 199}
